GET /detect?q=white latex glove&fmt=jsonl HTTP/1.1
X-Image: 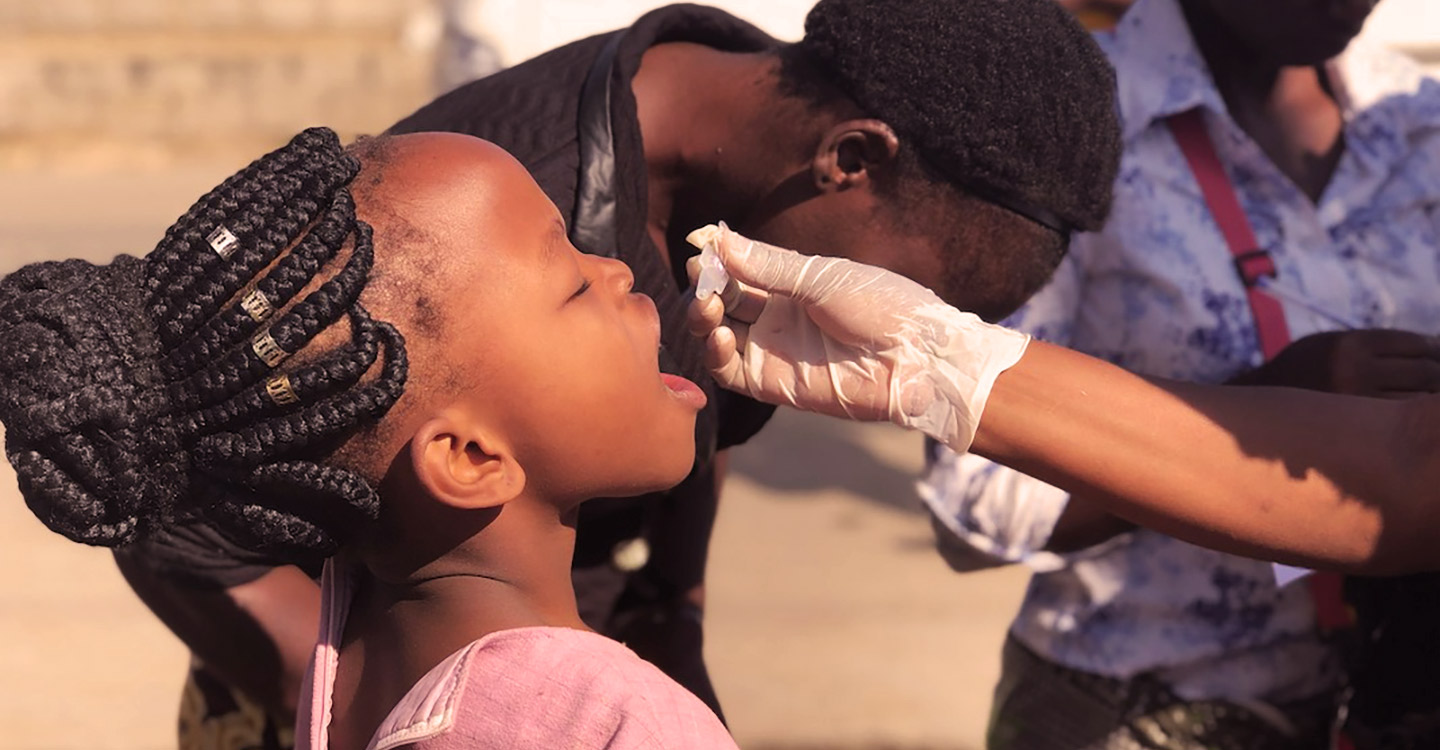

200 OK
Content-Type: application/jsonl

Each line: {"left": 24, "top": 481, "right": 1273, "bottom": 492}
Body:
{"left": 685, "top": 223, "right": 1030, "bottom": 454}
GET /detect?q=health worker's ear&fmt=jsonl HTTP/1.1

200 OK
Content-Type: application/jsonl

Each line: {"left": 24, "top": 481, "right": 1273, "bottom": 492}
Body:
{"left": 812, "top": 119, "right": 901, "bottom": 193}
{"left": 410, "top": 413, "right": 526, "bottom": 511}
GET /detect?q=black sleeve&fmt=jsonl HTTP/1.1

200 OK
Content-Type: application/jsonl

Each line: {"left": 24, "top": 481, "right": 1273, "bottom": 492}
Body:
{"left": 714, "top": 389, "right": 777, "bottom": 451}
{"left": 114, "top": 520, "right": 304, "bottom": 590}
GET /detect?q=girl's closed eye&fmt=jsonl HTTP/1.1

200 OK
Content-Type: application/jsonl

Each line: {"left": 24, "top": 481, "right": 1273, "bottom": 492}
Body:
{"left": 568, "top": 278, "right": 592, "bottom": 302}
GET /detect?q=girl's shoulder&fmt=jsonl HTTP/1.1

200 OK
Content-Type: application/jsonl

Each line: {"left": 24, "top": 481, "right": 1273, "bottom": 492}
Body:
{"left": 370, "top": 627, "right": 738, "bottom": 750}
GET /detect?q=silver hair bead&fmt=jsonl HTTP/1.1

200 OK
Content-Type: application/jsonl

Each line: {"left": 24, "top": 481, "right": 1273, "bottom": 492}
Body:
{"left": 240, "top": 289, "right": 274, "bottom": 323}
{"left": 251, "top": 330, "right": 289, "bottom": 368}
{"left": 207, "top": 226, "right": 241, "bottom": 259}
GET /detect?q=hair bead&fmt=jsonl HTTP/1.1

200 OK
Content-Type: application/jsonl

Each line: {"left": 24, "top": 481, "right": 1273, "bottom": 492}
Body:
{"left": 239, "top": 288, "right": 275, "bottom": 323}
{"left": 264, "top": 374, "right": 299, "bottom": 406}
{"left": 207, "top": 226, "right": 241, "bottom": 259}
{"left": 0, "top": 127, "right": 406, "bottom": 559}
{"left": 251, "top": 329, "right": 289, "bottom": 367}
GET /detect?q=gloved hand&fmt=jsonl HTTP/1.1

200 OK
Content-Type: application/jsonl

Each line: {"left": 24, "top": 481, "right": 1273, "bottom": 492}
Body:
{"left": 684, "top": 223, "right": 1030, "bottom": 453}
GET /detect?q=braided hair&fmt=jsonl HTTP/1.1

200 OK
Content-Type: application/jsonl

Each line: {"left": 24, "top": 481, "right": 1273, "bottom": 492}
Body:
{"left": 0, "top": 127, "right": 407, "bottom": 560}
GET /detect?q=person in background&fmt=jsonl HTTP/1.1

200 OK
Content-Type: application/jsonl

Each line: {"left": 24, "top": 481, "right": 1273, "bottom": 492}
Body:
{"left": 920, "top": 0, "right": 1440, "bottom": 747}
{"left": 109, "top": 1, "right": 1122, "bottom": 747}
{"left": 683, "top": 223, "right": 1440, "bottom": 578}
{"left": 435, "top": 0, "right": 504, "bottom": 94}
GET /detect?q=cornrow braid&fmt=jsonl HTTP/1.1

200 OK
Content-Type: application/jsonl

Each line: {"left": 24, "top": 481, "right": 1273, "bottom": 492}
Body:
{"left": 163, "top": 190, "right": 357, "bottom": 380}
{"left": 148, "top": 134, "right": 354, "bottom": 347}
{"left": 193, "top": 309, "right": 404, "bottom": 469}
{"left": 167, "top": 212, "right": 376, "bottom": 413}
{"left": 181, "top": 306, "right": 386, "bottom": 439}
{"left": 145, "top": 137, "right": 345, "bottom": 320}
{"left": 0, "top": 127, "right": 408, "bottom": 559}
{"left": 193, "top": 313, "right": 407, "bottom": 555}
{"left": 195, "top": 460, "right": 386, "bottom": 558}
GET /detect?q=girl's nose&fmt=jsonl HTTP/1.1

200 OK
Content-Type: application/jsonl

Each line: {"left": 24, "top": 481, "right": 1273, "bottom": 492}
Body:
{"left": 595, "top": 255, "right": 635, "bottom": 296}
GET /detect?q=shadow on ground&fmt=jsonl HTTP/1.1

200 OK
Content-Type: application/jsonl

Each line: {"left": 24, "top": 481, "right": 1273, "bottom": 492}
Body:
{"left": 728, "top": 409, "right": 928, "bottom": 516}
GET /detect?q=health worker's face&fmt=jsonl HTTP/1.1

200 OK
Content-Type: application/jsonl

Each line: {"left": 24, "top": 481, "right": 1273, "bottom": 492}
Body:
{"left": 1192, "top": 0, "right": 1380, "bottom": 65}
{"left": 740, "top": 188, "right": 1057, "bottom": 322}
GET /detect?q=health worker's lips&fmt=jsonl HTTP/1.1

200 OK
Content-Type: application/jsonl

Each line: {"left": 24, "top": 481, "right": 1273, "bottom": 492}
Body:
{"left": 661, "top": 372, "right": 708, "bottom": 411}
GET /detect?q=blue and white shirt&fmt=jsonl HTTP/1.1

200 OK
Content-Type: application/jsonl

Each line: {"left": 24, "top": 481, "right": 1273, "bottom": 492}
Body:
{"left": 920, "top": 0, "right": 1440, "bottom": 702}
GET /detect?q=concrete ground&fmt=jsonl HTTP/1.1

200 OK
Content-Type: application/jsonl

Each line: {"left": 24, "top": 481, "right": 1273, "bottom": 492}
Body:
{"left": 0, "top": 167, "right": 1029, "bottom": 750}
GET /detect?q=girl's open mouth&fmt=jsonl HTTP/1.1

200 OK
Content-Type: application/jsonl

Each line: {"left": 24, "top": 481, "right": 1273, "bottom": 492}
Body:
{"left": 661, "top": 373, "right": 707, "bottom": 411}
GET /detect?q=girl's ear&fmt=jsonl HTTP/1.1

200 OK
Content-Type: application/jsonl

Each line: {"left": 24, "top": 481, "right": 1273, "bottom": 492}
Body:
{"left": 410, "top": 413, "right": 526, "bottom": 511}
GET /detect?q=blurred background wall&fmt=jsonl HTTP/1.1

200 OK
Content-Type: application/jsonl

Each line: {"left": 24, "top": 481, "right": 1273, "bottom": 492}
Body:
{"left": 0, "top": 0, "right": 436, "bottom": 169}
{"left": 0, "top": 0, "right": 1435, "bottom": 171}
{"left": 0, "top": 3, "right": 1436, "bottom": 750}
{"left": 1368, "top": 0, "right": 1440, "bottom": 68}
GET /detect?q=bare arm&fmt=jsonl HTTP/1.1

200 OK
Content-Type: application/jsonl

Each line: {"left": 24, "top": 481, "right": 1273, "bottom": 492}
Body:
{"left": 686, "top": 226, "right": 1440, "bottom": 574}
{"left": 1039, "top": 329, "right": 1440, "bottom": 554}
{"left": 1044, "top": 495, "right": 1136, "bottom": 553}
{"left": 972, "top": 340, "right": 1440, "bottom": 575}
{"left": 113, "top": 556, "right": 320, "bottom": 723}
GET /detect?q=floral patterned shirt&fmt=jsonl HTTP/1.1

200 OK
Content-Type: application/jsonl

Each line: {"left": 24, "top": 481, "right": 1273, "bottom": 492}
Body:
{"left": 920, "top": 0, "right": 1440, "bottom": 701}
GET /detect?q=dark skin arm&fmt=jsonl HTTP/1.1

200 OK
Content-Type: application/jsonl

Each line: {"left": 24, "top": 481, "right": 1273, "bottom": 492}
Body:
{"left": 112, "top": 556, "right": 320, "bottom": 723}
{"left": 1043, "top": 0, "right": 1379, "bottom": 554}
{"left": 1040, "top": 10, "right": 1382, "bottom": 552}
{"left": 974, "top": 339, "right": 1440, "bottom": 575}
{"left": 1044, "top": 496, "right": 1137, "bottom": 553}
{"left": 1045, "top": 329, "right": 1440, "bottom": 554}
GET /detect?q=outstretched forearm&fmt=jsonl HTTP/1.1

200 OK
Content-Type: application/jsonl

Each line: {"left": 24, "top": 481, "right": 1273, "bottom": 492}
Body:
{"left": 971, "top": 340, "right": 1440, "bottom": 574}
{"left": 681, "top": 229, "right": 1440, "bottom": 571}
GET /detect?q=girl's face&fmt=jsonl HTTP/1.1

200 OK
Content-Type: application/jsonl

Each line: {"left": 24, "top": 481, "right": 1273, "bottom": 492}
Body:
{"left": 360, "top": 134, "right": 705, "bottom": 506}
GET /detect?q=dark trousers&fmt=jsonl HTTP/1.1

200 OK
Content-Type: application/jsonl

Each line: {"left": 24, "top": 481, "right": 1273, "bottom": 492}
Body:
{"left": 988, "top": 635, "right": 1339, "bottom": 750}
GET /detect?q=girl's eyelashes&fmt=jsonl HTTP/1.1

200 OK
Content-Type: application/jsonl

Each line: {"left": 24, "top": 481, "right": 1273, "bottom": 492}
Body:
{"left": 569, "top": 279, "right": 592, "bottom": 301}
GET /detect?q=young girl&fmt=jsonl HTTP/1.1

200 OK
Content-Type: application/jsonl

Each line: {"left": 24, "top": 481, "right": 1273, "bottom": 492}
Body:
{"left": 0, "top": 128, "right": 736, "bottom": 749}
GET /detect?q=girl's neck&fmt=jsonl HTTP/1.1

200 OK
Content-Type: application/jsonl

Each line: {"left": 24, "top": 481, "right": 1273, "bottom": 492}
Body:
{"left": 328, "top": 501, "right": 584, "bottom": 750}
{"left": 356, "top": 501, "right": 586, "bottom": 646}
{"left": 349, "top": 502, "right": 584, "bottom": 686}
{"left": 1181, "top": 0, "right": 1345, "bottom": 202}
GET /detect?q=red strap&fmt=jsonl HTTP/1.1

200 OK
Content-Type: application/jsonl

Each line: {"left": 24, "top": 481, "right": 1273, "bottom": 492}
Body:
{"left": 1166, "top": 109, "right": 1290, "bottom": 361}
{"left": 1167, "top": 110, "right": 1354, "bottom": 636}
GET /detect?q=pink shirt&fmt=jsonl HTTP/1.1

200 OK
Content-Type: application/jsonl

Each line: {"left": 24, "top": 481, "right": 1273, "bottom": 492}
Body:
{"left": 296, "top": 561, "right": 739, "bottom": 750}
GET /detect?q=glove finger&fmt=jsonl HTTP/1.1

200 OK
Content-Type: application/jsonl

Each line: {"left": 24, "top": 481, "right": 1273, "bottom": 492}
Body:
{"left": 706, "top": 323, "right": 748, "bottom": 392}
{"left": 719, "top": 276, "right": 770, "bottom": 325}
{"left": 711, "top": 226, "right": 810, "bottom": 298}
{"left": 730, "top": 317, "right": 751, "bottom": 354}
{"left": 687, "top": 292, "right": 725, "bottom": 338}
{"left": 685, "top": 255, "right": 702, "bottom": 287}
{"left": 713, "top": 225, "right": 875, "bottom": 309}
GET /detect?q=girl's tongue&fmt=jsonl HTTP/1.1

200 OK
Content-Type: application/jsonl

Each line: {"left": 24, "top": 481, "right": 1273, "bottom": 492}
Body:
{"left": 661, "top": 373, "right": 708, "bottom": 410}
